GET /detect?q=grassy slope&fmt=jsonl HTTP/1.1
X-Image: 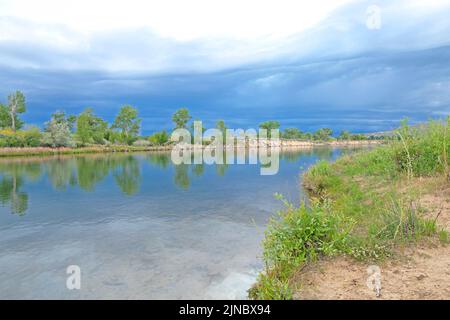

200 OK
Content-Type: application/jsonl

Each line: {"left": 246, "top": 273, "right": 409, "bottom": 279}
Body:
{"left": 249, "top": 119, "right": 450, "bottom": 299}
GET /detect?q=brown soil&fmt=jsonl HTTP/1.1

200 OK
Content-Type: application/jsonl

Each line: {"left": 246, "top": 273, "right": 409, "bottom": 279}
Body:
{"left": 292, "top": 185, "right": 450, "bottom": 300}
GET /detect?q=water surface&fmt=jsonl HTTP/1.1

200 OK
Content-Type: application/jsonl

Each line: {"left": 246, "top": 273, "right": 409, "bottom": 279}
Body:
{"left": 0, "top": 148, "right": 351, "bottom": 299}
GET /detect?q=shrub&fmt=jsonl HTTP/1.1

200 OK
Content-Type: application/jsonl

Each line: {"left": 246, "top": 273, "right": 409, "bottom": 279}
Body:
{"left": 0, "top": 127, "right": 42, "bottom": 147}
{"left": 42, "top": 119, "right": 75, "bottom": 147}
{"left": 148, "top": 130, "right": 169, "bottom": 145}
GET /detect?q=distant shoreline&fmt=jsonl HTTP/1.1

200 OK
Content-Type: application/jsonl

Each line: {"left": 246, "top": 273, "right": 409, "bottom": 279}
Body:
{"left": 0, "top": 140, "right": 382, "bottom": 158}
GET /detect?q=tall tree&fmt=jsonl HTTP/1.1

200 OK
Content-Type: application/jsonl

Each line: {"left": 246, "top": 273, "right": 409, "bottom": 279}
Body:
{"left": 338, "top": 130, "right": 351, "bottom": 141}
{"left": 259, "top": 120, "right": 280, "bottom": 138}
{"left": 76, "top": 108, "right": 107, "bottom": 144}
{"left": 313, "top": 128, "right": 333, "bottom": 141}
{"left": 282, "top": 128, "right": 303, "bottom": 139}
{"left": 216, "top": 120, "right": 227, "bottom": 143}
{"left": 42, "top": 111, "right": 75, "bottom": 147}
{"left": 172, "top": 108, "right": 192, "bottom": 129}
{"left": 112, "top": 105, "right": 141, "bottom": 144}
{"left": 7, "top": 91, "right": 26, "bottom": 131}
{"left": 216, "top": 120, "right": 227, "bottom": 133}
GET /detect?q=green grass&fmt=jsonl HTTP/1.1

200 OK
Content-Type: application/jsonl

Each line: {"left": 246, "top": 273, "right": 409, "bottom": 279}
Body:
{"left": 250, "top": 118, "right": 450, "bottom": 300}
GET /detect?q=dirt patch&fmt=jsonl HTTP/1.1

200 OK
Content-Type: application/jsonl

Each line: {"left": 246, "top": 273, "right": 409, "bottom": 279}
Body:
{"left": 292, "top": 188, "right": 450, "bottom": 300}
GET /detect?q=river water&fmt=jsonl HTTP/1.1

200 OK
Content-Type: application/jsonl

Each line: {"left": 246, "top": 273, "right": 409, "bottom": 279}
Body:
{"left": 0, "top": 148, "right": 352, "bottom": 299}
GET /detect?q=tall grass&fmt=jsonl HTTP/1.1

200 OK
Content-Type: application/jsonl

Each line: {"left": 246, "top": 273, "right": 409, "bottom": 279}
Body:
{"left": 251, "top": 118, "right": 449, "bottom": 300}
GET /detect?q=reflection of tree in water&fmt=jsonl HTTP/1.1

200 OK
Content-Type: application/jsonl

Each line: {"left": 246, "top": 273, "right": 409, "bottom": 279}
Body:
{"left": 76, "top": 157, "right": 111, "bottom": 191}
{"left": 146, "top": 153, "right": 170, "bottom": 169}
{"left": 46, "top": 159, "right": 77, "bottom": 190}
{"left": 0, "top": 175, "right": 28, "bottom": 215}
{"left": 174, "top": 164, "right": 190, "bottom": 190}
{"left": 280, "top": 148, "right": 334, "bottom": 163}
{"left": 215, "top": 163, "right": 228, "bottom": 176}
{"left": 45, "top": 155, "right": 141, "bottom": 195}
{"left": 113, "top": 156, "right": 141, "bottom": 195}
{"left": 192, "top": 164, "right": 204, "bottom": 177}
{"left": 0, "top": 161, "right": 43, "bottom": 215}
{"left": 311, "top": 148, "right": 334, "bottom": 160}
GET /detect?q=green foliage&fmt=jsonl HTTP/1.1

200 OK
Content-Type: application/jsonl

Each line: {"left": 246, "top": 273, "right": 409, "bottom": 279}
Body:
{"left": 338, "top": 130, "right": 351, "bottom": 140}
{"left": 0, "top": 127, "right": 42, "bottom": 147}
{"left": 248, "top": 274, "right": 292, "bottom": 300}
{"left": 76, "top": 108, "right": 107, "bottom": 145}
{"left": 250, "top": 196, "right": 354, "bottom": 300}
{"left": 172, "top": 108, "right": 192, "bottom": 129}
{"left": 259, "top": 121, "right": 280, "bottom": 131}
{"left": 148, "top": 130, "right": 169, "bottom": 145}
{"left": 391, "top": 119, "right": 450, "bottom": 177}
{"left": 282, "top": 128, "right": 304, "bottom": 140}
{"left": 112, "top": 105, "right": 141, "bottom": 145}
{"left": 216, "top": 119, "right": 227, "bottom": 133}
{"left": 375, "top": 198, "right": 436, "bottom": 242}
{"left": 259, "top": 121, "right": 280, "bottom": 139}
{"left": 0, "top": 103, "right": 24, "bottom": 130}
{"left": 264, "top": 202, "right": 353, "bottom": 276}
{"left": 7, "top": 91, "right": 26, "bottom": 131}
{"left": 252, "top": 119, "right": 449, "bottom": 300}
{"left": 313, "top": 128, "right": 333, "bottom": 141}
{"left": 42, "top": 112, "right": 75, "bottom": 147}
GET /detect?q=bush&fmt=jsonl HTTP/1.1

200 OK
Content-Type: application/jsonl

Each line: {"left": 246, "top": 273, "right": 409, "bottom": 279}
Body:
{"left": 148, "top": 130, "right": 169, "bottom": 145}
{"left": 262, "top": 201, "right": 353, "bottom": 279}
{"left": 42, "top": 120, "right": 75, "bottom": 147}
{"left": 0, "top": 127, "right": 42, "bottom": 147}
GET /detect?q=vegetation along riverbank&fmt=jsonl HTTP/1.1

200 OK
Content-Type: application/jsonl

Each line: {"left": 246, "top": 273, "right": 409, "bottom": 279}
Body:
{"left": 249, "top": 118, "right": 450, "bottom": 300}
{"left": 1, "top": 91, "right": 385, "bottom": 156}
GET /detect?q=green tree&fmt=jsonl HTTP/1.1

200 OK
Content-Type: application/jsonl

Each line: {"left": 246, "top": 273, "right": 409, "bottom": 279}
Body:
{"left": 259, "top": 120, "right": 280, "bottom": 138}
{"left": 313, "top": 128, "right": 333, "bottom": 141}
{"left": 114, "top": 156, "right": 141, "bottom": 195}
{"left": 50, "top": 111, "right": 77, "bottom": 130}
{"left": 7, "top": 91, "right": 26, "bottom": 131}
{"left": 112, "top": 105, "right": 141, "bottom": 145}
{"left": 282, "top": 128, "right": 304, "bottom": 139}
{"left": 216, "top": 120, "right": 227, "bottom": 133}
{"left": 338, "top": 130, "right": 351, "bottom": 141}
{"left": 148, "top": 130, "right": 169, "bottom": 145}
{"left": 172, "top": 108, "right": 192, "bottom": 129}
{"left": 76, "top": 108, "right": 108, "bottom": 145}
{"left": 42, "top": 112, "right": 75, "bottom": 147}
{"left": 174, "top": 164, "right": 190, "bottom": 190}
{"left": 216, "top": 119, "right": 227, "bottom": 143}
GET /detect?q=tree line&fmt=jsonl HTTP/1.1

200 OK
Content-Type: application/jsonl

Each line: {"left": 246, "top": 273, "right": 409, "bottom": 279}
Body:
{"left": 0, "top": 91, "right": 373, "bottom": 148}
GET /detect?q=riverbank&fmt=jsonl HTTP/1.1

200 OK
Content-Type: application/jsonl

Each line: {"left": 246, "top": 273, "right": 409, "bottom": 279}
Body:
{"left": 0, "top": 140, "right": 381, "bottom": 157}
{"left": 249, "top": 119, "right": 449, "bottom": 299}
{"left": 0, "top": 145, "right": 172, "bottom": 157}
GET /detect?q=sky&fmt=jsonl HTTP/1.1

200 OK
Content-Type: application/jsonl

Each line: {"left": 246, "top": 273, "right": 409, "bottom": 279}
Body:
{"left": 0, "top": 0, "right": 449, "bottom": 134}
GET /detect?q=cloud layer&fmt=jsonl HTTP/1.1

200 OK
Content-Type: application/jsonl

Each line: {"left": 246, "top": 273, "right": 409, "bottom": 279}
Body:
{"left": 0, "top": 0, "right": 449, "bottom": 134}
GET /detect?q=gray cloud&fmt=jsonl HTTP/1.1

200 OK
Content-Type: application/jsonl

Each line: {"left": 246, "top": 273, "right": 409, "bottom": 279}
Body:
{"left": 0, "top": 0, "right": 449, "bottom": 134}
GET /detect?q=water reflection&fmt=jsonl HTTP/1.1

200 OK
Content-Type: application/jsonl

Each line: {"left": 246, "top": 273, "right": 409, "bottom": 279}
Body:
{"left": 0, "top": 160, "right": 42, "bottom": 215}
{"left": 0, "top": 147, "right": 357, "bottom": 215}
{"left": 0, "top": 146, "right": 365, "bottom": 299}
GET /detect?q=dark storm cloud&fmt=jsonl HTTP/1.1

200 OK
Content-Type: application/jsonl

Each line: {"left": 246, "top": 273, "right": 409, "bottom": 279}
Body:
{"left": 0, "top": 0, "right": 449, "bottom": 134}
